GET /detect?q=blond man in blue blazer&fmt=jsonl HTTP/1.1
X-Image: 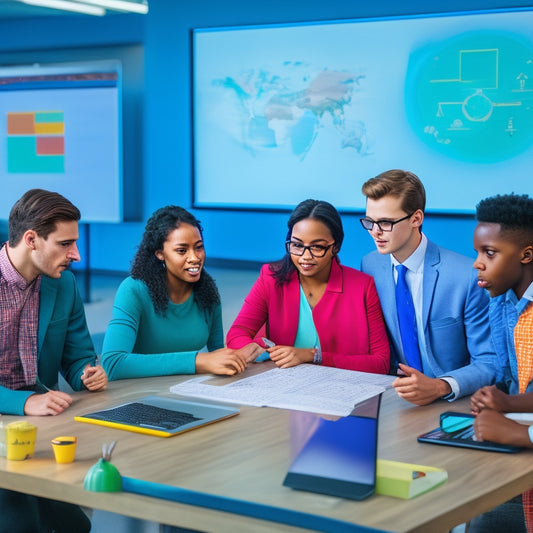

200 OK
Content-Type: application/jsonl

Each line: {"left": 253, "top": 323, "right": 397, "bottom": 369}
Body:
{"left": 360, "top": 170, "right": 498, "bottom": 405}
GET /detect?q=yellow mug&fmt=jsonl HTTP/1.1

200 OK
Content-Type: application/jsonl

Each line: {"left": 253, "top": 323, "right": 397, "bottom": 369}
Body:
{"left": 6, "top": 422, "right": 37, "bottom": 461}
{"left": 51, "top": 436, "right": 77, "bottom": 464}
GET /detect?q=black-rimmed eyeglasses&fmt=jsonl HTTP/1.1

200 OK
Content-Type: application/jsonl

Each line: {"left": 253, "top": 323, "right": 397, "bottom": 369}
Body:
{"left": 359, "top": 213, "right": 414, "bottom": 233}
{"left": 285, "top": 241, "right": 335, "bottom": 258}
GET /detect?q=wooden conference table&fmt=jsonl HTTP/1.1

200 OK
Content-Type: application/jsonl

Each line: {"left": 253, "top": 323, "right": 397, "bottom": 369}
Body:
{"left": 1, "top": 367, "right": 532, "bottom": 533}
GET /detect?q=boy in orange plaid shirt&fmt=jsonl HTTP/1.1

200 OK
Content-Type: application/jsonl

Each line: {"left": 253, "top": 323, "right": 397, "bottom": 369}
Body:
{"left": 469, "top": 193, "right": 533, "bottom": 532}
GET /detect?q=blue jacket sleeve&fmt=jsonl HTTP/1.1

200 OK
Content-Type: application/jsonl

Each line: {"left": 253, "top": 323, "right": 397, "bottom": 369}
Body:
{"left": 441, "top": 268, "right": 500, "bottom": 397}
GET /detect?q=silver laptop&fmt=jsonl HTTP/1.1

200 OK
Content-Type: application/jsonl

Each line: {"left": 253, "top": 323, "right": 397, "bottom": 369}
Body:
{"left": 75, "top": 395, "right": 239, "bottom": 437}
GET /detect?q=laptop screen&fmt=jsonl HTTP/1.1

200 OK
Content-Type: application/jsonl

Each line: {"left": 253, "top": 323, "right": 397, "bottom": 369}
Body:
{"left": 283, "top": 394, "right": 381, "bottom": 500}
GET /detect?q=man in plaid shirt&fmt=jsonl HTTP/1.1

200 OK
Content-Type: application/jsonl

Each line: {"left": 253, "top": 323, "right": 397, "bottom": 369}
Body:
{"left": 0, "top": 189, "right": 107, "bottom": 533}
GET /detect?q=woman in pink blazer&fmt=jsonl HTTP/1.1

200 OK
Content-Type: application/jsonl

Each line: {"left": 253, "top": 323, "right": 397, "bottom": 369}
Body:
{"left": 226, "top": 199, "right": 390, "bottom": 373}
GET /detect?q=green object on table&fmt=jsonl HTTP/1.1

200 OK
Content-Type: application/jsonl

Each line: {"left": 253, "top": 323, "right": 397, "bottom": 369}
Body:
{"left": 84, "top": 458, "right": 122, "bottom": 492}
{"left": 84, "top": 441, "right": 122, "bottom": 492}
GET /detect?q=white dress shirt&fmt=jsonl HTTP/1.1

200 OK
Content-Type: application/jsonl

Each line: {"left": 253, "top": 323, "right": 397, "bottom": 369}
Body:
{"left": 391, "top": 233, "right": 460, "bottom": 399}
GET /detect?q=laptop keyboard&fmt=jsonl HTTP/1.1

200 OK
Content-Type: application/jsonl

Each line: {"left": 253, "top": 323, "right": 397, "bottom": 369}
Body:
{"left": 85, "top": 402, "right": 202, "bottom": 431}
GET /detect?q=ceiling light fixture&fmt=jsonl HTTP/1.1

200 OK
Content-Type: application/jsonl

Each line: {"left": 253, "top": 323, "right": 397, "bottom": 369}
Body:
{"left": 80, "top": 0, "right": 148, "bottom": 14}
{"left": 19, "top": 0, "right": 105, "bottom": 16}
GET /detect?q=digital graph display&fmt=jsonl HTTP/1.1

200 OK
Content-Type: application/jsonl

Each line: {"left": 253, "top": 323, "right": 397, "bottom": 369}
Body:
{"left": 0, "top": 61, "right": 123, "bottom": 222}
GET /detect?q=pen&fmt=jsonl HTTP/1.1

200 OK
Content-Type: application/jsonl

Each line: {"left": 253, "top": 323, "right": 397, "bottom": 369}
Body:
{"left": 262, "top": 337, "right": 275, "bottom": 348}
{"left": 35, "top": 380, "right": 52, "bottom": 393}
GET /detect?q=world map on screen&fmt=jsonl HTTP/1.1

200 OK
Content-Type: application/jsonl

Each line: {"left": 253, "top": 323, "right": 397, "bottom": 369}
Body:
{"left": 211, "top": 64, "right": 370, "bottom": 160}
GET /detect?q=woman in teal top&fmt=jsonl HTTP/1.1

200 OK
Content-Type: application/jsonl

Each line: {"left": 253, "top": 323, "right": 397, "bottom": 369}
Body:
{"left": 101, "top": 206, "right": 248, "bottom": 380}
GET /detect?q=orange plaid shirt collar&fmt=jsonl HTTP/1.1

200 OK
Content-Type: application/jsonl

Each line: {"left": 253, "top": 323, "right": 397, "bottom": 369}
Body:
{"left": 511, "top": 281, "right": 532, "bottom": 394}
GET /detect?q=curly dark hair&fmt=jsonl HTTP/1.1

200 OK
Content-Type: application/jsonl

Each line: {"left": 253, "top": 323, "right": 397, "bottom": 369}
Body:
{"left": 130, "top": 205, "right": 220, "bottom": 314}
{"left": 270, "top": 199, "right": 344, "bottom": 285}
{"left": 476, "top": 193, "right": 533, "bottom": 248}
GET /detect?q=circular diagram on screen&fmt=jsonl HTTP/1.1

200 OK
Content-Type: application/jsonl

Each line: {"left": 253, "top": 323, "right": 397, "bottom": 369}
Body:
{"left": 405, "top": 31, "right": 533, "bottom": 163}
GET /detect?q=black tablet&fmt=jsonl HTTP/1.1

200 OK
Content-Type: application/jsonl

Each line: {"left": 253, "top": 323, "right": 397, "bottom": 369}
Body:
{"left": 417, "top": 411, "right": 522, "bottom": 453}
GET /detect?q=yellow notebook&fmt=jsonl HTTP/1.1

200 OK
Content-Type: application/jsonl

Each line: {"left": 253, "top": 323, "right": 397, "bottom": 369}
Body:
{"left": 375, "top": 459, "right": 447, "bottom": 499}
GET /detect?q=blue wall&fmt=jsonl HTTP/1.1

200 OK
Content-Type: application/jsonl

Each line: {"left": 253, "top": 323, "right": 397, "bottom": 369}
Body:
{"left": 1, "top": 0, "right": 531, "bottom": 273}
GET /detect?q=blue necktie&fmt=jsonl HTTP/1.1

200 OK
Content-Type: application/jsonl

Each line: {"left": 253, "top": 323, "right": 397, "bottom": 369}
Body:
{"left": 395, "top": 264, "right": 422, "bottom": 371}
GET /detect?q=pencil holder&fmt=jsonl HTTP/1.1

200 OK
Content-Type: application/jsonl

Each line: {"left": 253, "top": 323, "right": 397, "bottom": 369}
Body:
{"left": 51, "top": 436, "right": 77, "bottom": 464}
{"left": 6, "top": 422, "right": 37, "bottom": 461}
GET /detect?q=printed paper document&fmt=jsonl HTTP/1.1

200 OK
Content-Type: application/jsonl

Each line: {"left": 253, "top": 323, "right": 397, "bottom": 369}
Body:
{"left": 170, "top": 364, "right": 395, "bottom": 416}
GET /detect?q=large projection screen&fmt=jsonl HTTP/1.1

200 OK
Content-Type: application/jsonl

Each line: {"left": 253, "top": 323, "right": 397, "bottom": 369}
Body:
{"left": 193, "top": 9, "right": 533, "bottom": 213}
{"left": 0, "top": 60, "right": 123, "bottom": 222}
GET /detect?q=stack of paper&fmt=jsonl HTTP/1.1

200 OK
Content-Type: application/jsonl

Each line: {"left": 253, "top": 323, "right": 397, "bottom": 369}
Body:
{"left": 170, "top": 364, "right": 395, "bottom": 417}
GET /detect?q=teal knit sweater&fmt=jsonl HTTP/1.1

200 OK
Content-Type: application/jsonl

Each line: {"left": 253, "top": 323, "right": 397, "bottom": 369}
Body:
{"left": 102, "top": 277, "right": 224, "bottom": 380}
